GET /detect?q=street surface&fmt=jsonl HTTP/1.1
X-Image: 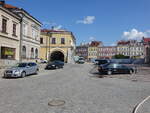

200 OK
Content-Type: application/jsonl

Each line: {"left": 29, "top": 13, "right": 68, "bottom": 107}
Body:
{"left": 0, "top": 63, "right": 150, "bottom": 113}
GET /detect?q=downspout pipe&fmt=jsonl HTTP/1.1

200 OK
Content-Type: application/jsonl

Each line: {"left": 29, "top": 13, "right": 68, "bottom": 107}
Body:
{"left": 19, "top": 16, "right": 23, "bottom": 62}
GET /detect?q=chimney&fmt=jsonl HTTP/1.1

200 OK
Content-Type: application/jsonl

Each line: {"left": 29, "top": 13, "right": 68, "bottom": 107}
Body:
{"left": 0, "top": 0, "right": 5, "bottom": 7}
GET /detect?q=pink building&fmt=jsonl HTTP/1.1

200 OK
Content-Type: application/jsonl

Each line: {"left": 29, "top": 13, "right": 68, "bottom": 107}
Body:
{"left": 98, "top": 46, "right": 117, "bottom": 59}
{"left": 143, "top": 37, "right": 150, "bottom": 63}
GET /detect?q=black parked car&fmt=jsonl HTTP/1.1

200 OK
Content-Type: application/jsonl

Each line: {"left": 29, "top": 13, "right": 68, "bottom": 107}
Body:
{"left": 45, "top": 61, "right": 64, "bottom": 70}
{"left": 95, "top": 59, "right": 110, "bottom": 65}
{"left": 98, "top": 63, "right": 134, "bottom": 75}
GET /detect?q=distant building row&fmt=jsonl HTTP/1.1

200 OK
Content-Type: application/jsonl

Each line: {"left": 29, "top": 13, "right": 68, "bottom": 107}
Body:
{"left": 76, "top": 38, "right": 150, "bottom": 63}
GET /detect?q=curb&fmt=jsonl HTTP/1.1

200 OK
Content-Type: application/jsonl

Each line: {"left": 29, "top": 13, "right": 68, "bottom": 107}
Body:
{"left": 132, "top": 96, "right": 150, "bottom": 113}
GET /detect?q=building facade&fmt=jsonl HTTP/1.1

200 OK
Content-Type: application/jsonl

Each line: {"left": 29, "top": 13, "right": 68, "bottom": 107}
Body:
{"left": 11, "top": 9, "right": 42, "bottom": 61}
{"left": 0, "top": 4, "right": 21, "bottom": 66}
{"left": 88, "top": 41, "right": 102, "bottom": 61}
{"left": 40, "top": 29, "right": 76, "bottom": 63}
{"left": 143, "top": 37, "right": 150, "bottom": 63}
{"left": 76, "top": 44, "right": 88, "bottom": 60}
{"left": 98, "top": 46, "right": 117, "bottom": 59}
{"left": 0, "top": 1, "right": 42, "bottom": 64}
{"left": 117, "top": 40, "right": 144, "bottom": 58}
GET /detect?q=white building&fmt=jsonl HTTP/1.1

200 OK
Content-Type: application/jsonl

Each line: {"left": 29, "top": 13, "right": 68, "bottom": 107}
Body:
{"left": 5, "top": 2, "right": 42, "bottom": 61}
{"left": 117, "top": 40, "right": 144, "bottom": 58}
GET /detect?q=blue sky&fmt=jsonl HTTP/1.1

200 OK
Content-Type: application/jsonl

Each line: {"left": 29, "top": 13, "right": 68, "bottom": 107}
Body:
{"left": 7, "top": 0, "right": 150, "bottom": 45}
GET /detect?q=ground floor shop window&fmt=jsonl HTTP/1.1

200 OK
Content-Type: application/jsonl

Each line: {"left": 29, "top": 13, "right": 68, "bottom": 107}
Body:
{"left": 1, "top": 47, "right": 16, "bottom": 59}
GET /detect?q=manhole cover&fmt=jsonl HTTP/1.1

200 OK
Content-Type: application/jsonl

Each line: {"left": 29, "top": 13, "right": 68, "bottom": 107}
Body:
{"left": 48, "top": 99, "right": 65, "bottom": 106}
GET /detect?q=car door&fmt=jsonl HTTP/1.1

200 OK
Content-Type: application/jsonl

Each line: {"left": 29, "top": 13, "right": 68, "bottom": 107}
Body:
{"left": 27, "top": 63, "right": 34, "bottom": 74}
{"left": 113, "top": 64, "right": 122, "bottom": 74}
{"left": 32, "top": 63, "right": 38, "bottom": 73}
{"left": 120, "top": 65, "right": 129, "bottom": 74}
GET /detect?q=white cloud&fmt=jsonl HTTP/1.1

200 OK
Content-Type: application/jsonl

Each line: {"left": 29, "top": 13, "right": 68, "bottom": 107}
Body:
{"left": 89, "top": 36, "right": 96, "bottom": 41}
{"left": 76, "top": 16, "right": 95, "bottom": 24}
{"left": 53, "top": 25, "right": 62, "bottom": 30}
{"left": 122, "top": 29, "right": 148, "bottom": 40}
{"left": 42, "top": 21, "right": 56, "bottom": 27}
{"left": 42, "top": 21, "right": 62, "bottom": 30}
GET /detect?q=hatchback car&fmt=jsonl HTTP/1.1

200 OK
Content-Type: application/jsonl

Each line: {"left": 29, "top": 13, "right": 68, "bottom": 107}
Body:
{"left": 4, "top": 62, "right": 39, "bottom": 78}
{"left": 45, "top": 60, "right": 64, "bottom": 70}
{"left": 98, "top": 63, "right": 134, "bottom": 75}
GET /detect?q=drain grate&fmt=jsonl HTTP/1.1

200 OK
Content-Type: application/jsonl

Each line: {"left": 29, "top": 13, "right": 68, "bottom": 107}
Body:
{"left": 48, "top": 99, "right": 65, "bottom": 106}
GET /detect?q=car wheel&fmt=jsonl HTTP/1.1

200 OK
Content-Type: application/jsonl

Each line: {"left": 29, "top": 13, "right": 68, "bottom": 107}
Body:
{"left": 21, "top": 72, "right": 26, "bottom": 78}
{"left": 107, "top": 70, "right": 112, "bottom": 75}
{"left": 129, "top": 69, "right": 133, "bottom": 74}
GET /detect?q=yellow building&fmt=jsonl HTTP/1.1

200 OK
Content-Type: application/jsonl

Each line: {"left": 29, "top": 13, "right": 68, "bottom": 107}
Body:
{"left": 40, "top": 29, "right": 76, "bottom": 63}
{"left": 88, "top": 46, "right": 98, "bottom": 60}
{"left": 88, "top": 41, "right": 102, "bottom": 61}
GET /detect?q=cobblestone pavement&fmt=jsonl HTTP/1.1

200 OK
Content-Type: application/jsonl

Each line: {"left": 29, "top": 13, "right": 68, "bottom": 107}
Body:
{"left": 0, "top": 63, "right": 150, "bottom": 113}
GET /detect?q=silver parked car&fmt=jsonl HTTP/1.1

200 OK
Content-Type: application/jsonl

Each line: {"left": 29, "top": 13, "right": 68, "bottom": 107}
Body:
{"left": 3, "top": 62, "right": 39, "bottom": 78}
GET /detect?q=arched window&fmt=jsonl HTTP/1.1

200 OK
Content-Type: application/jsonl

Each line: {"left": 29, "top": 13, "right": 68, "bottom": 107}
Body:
{"left": 22, "top": 46, "right": 26, "bottom": 59}
{"left": 35, "top": 48, "right": 38, "bottom": 59}
{"left": 31, "top": 48, "right": 34, "bottom": 59}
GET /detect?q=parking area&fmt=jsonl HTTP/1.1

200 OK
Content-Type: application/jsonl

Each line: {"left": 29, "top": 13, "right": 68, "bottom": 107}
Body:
{"left": 90, "top": 64, "right": 150, "bottom": 82}
{"left": 0, "top": 63, "right": 149, "bottom": 113}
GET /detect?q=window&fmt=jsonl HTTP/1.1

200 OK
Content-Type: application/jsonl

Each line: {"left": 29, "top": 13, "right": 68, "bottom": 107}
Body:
{"left": 31, "top": 48, "right": 34, "bottom": 58}
{"left": 1, "top": 47, "right": 15, "bottom": 59}
{"left": 35, "top": 48, "right": 38, "bottom": 59}
{"left": 22, "top": 46, "right": 26, "bottom": 59}
{"left": 40, "top": 38, "right": 43, "bottom": 44}
{"left": 61, "top": 38, "right": 65, "bottom": 44}
{"left": 51, "top": 38, "right": 56, "bottom": 44}
{"left": 23, "top": 23, "right": 28, "bottom": 35}
{"left": 13, "top": 24, "right": 16, "bottom": 36}
{"left": 2, "top": 18, "right": 7, "bottom": 33}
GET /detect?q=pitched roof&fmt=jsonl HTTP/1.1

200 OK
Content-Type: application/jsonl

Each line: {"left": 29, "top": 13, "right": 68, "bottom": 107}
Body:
{"left": 0, "top": 1, "right": 42, "bottom": 25}
{"left": 41, "top": 29, "right": 69, "bottom": 33}
{"left": 90, "top": 41, "right": 102, "bottom": 47}
{"left": 143, "top": 37, "right": 150, "bottom": 43}
{"left": 0, "top": 1, "right": 18, "bottom": 9}
{"left": 117, "top": 40, "right": 130, "bottom": 45}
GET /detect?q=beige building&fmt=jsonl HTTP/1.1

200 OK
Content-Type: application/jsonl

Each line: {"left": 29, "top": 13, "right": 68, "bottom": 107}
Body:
{"left": 1, "top": 1, "right": 42, "bottom": 61}
{"left": 40, "top": 29, "right": 76, "bottom": 63}
{"left": 0, "top": 4, "right": 21, "bottom": 66}
{"left": 0, "top": 1, "right": 42, "bottom": 67}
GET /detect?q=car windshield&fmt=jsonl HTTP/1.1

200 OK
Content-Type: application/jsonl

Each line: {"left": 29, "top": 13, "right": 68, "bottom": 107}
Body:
{"left": 79, "top": 57, "right": 84, "bottom": 60}
{"left": 13, "top": 63, "right": 27, "bottom": 67}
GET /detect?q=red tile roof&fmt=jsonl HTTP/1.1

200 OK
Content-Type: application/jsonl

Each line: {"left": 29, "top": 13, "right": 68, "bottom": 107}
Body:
{"left": 41, "top": 29, "right": 68, "bottom": 33}
{"left": 0, "top": 2, "right": 18, "bottom": 9}
{"left": 117, "top": 40, "right": 130, "bottom": 45}
{"left": 90, "top": 41, "right": 102, "bottom": 47}
{"left": 143, "top": 38, "right": 150, "bottom": 43}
